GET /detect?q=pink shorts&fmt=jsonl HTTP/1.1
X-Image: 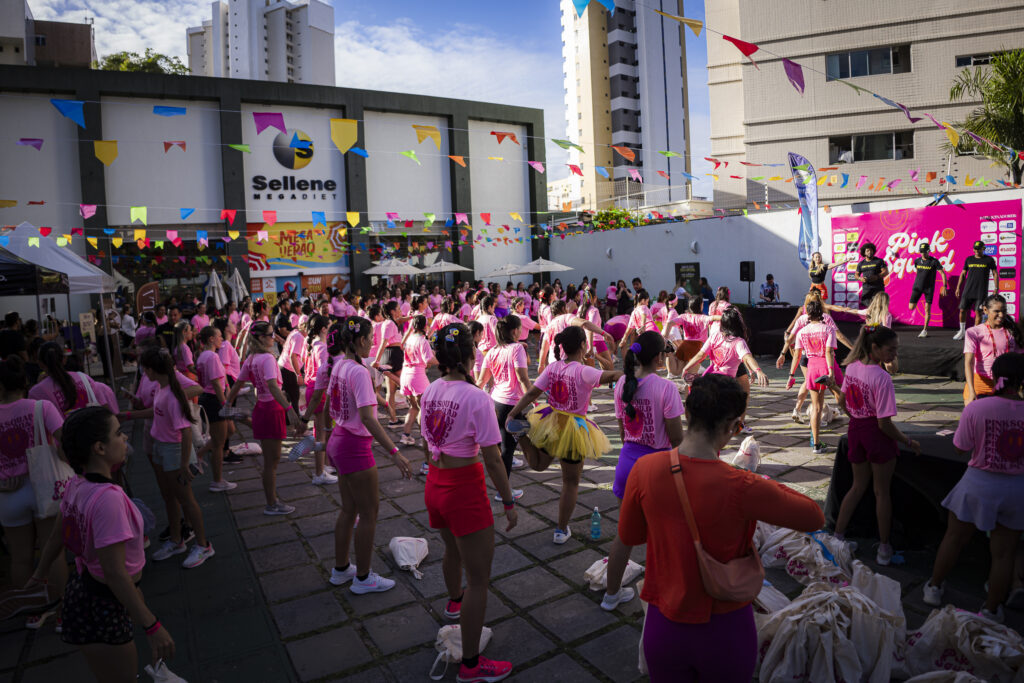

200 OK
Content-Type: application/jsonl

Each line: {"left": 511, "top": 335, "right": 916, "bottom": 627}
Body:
{"left": 252, "top": 400, "right": 286, "bottom": 441}
{"left": 327, "top": 429, "right": 376, "bottom": 475}
{"left": 806, "top": 356, "right": 843, "bottom": 392}
{"left": 593, "top": 337, "right": 608, "bottom": 354}
{"left": 304, "top": 382, "right": 325, "bottom": 412}
{"left": 847, "top": 417, "right": 898, "bottom": 464}
{"left": 400, "top": 367, "right": 429, "bottom": 397}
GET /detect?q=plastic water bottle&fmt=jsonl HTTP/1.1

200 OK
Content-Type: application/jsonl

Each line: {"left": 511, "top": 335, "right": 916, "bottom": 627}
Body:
{"left": 590, "top": 507, "right": 602, "bottom": 540}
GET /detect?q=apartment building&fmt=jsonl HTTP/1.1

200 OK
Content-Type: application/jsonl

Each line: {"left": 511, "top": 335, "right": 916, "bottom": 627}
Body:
{"left": 0, "top": 0, "right": 95, "bottom": 68}
{"left": 187, "top": 0, "right": 335, "bottom": 86}
{"left": 560, "top": 0, "right": 692, "bottom": 212}
{"left": 706, "top": 0, "right": 1024, "bottom": 209}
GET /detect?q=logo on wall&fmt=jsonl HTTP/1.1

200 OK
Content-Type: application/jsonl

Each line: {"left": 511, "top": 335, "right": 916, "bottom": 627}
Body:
{"left": 273, "top": 129, "right": 314, "bottom": 170}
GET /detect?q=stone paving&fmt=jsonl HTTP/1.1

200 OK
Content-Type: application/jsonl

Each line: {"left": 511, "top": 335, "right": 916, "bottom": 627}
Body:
{"left": 0, "top": 349, "right": 1017, "bottom": 682}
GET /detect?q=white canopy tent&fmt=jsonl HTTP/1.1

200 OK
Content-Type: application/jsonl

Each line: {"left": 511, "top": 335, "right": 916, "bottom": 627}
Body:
{"left": 7, "top": 223, "right": 115, "bottom": 294}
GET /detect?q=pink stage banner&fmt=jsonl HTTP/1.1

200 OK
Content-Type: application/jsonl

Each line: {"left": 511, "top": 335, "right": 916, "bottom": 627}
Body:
{"left": 829, "top": 199, "right": 1021, "bottom": 326}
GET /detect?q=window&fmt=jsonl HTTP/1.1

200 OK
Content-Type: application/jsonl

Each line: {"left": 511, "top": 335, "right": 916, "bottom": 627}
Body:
{"left": 828, "top": 131, "right": 914, "bottom": 163}
{"left": 956, "top": 53, "right": 994, "bottom": 67}
{"left": 826, "top": 45, "right": 910, "bottom": 80}
{"left": 34, "top": 35, "right": 46, "bottom": 46}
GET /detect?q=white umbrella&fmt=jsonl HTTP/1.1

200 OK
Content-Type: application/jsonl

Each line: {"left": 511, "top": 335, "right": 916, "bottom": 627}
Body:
{"left": 514, "top": 257, "right": 574, "bottom": 275}
{"left": 227, "top": 268, "right": 248, "bottom": 303}
{"left": 205, "top": 269, "right": 229, "bottom": 310}
{"left": 421, "top": 260, "right": 471, "bottom": 274}
{"left": 364, "top": 259, "right": 423, "bottom": 276}
{"left": 483, "top": 263, "right": 524, "bottom": 279}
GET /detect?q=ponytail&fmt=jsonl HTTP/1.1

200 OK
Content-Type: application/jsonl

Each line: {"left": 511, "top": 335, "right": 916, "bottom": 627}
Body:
{"left": 495, "top": 314, "right": 520, "bottom": 345}
{"left": 410, "top": 315, "right": 427, "bottom": 335}
{"left": 39, "top": 341, "right": 75, "bottom": 411}
{"left": 991, "top": 352, "right": 1024, "bottom": 397}
{"left": 842, "top": 324, "right": 897, "bottom": 367}
{"left": 140, "top": 347, "right": 194, "bottom": 424}
{"left": 431, "top": 323, "right": 475, "bottom": 385}
{"left": 553, "top": 326, "right": 586, "bottom": 361}
{"left": 305, "top": 314, "right": 329, "bottom": 357}
{"left": 622, "top": 331, "right": 665, "bottom": 419}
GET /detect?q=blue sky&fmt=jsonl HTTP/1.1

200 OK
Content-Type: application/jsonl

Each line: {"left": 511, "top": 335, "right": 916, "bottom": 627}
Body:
{"left": 30, "top": 0, "right": 711, "bottom": 195}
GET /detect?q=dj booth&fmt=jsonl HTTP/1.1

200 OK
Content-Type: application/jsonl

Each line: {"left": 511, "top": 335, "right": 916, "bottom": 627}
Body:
{"left": 742, "top": 304, "right": 798, "bottom": 356}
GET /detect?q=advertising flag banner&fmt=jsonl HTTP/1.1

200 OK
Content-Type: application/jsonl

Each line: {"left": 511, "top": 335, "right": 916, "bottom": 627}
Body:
{"left": 788, "top": 152, "right": 819, "bottom": 268}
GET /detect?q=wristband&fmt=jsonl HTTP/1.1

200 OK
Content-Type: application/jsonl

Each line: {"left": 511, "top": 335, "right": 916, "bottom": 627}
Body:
{"left": 144, "top": 619, "right": 161, "bottom": 635}
{"left": 389, "top": 447, "right": 400, "bottom": 456}
{"left": 502, "top": 500, "right": 516, "bottom": 509}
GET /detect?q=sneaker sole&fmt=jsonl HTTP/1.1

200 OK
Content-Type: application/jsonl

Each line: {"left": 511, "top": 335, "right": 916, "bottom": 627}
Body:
{"left": 264, "top": 508, "right": 295, "bottom": 516}
{"left": 183, "top": 549, "right": 215, "bottom": 569}
{"left": 444, "top": 610, "right": 460, "bottom": 619}
{"left": 350, "top": 583, "right": 396, "bottom": 595}
{"left": 456, "top": 670, "right": 512, "bottom": 683}
{"left": 329, "top": 574, "right": 356, "bottom": 586}
{"left": 153, "top": 547, "right": 187, "bottom": 561}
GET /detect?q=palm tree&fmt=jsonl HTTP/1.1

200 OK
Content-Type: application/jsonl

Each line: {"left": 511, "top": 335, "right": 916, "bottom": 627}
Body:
{"left": 948, "top": 49, "right": 1024, "bottom": 184}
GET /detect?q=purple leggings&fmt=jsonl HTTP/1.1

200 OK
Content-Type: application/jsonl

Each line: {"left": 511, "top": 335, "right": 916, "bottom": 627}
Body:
{"left": 643, "top": 603, "right": 757, "bottom": 682}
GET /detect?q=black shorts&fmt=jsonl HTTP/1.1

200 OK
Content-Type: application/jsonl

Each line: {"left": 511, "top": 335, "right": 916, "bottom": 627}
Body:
{"left": 959, "top": 291, "right": 987, "bottom": 311}
{"left": 199, "top": 391, "right": 225, "bottom": 423}
{"left": 909, "top": 286, "right": 934, "bottom": 306}
{"left": 860, "top": 285, "right": 884, "bottom": 307}
{"left": 737, "top": 363, "right": 748, "bottom": 378}
{"left": 383, "top": 347, "right": 404, "bottom": 374}
{"left": 61, "top": 570, "right": 135, "bottom": 646}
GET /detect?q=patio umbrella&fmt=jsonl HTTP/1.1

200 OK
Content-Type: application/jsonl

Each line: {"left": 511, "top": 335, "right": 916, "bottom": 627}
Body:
{"left": 226, "top": 267, "right": 248, "bottom": 303}
{"left": 364, "top": 259, "right": 423, "bottom": 276}
{"left": 483, "top": 263, "right": 524, "bottom": 279}
{"left": 205, "top": 269, "right": 229, "bottom": 310}
{"left": 514, "top": 257, "right": 574, "bottom": 275}
{"left": 421, "top": 260, "right": 472, "bottom": 274}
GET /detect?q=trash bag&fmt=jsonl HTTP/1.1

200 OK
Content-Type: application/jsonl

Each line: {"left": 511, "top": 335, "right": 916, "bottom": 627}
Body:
{"left": 429, "top": 624, "right": 492, "bottom": 680}
{"left": 389, "top": 537, "right": 428, "bottom": 579}
{"left": 759, "top": 527, "right": 853, "bottom": 587}
{"left": 731, "top": 436, "right": 761, "bottom": 472}
{"left": 230, "top": 441, "right": 262, "bottom": 456}
{"left": 805, "top": 403, "right": 836, "bottom": 426}
{"left": 583, "top": 556, "right": 644, "bottom": 591}
{"left": 144, "top": 660, "right": 188, "bottom": 683}
{"left": 894, "top": 605, "right": 1024, "bottom": 682}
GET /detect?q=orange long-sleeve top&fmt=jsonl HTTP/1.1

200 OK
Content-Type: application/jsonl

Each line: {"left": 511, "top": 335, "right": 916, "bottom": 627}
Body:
{"left": 619, "top": 450, "right": 825, "bottom": 624}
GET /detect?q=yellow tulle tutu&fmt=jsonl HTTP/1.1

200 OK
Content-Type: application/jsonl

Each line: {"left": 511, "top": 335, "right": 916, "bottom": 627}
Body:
{"left": 526, "top": 404, "right": 611, "bottom": 462}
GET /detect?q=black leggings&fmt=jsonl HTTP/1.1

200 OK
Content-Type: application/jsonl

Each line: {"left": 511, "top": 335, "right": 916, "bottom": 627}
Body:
{"left": 280, "top": 366, "right": 302, "bottom": 416}
{"left": 494, "top": 400, "right": 517, "bottom": 477}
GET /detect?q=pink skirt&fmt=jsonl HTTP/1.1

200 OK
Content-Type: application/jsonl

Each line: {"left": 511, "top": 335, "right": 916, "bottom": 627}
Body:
{"left": 327, "top": 430, "right": 376, "bottom": 475}
{"left": 252, "top": 400, "right": 286, "bottom": 441}
{"left": 806, "top": 356, "right": 843, "bottom": 392}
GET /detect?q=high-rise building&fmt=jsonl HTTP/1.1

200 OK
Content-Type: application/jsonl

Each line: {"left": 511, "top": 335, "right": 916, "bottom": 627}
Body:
{"left": 560, "top": 0, "right": 692, "bottom": 212}
{"left": 705, "top": 0, "right": 1024, "bottom": 209}
{"left": 0, "top": 0, "right": 95, "bottom": 69}
{"left": 187, "top": 0, "right": 335, "bottom": 86}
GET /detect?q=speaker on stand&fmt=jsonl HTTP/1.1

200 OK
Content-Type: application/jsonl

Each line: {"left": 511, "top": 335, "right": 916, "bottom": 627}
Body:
{"left": 740, "top": 261, "right": 755, "bottom": 304}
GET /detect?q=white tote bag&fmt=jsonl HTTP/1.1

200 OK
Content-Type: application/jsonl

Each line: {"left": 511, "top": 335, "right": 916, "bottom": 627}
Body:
{"left": 25, "top": 401, "right": 75, "bottom": 518}
{"left": 74, "top": 372, "right": 103, "bottom": 408}
{"left": 429, "top": 624, "right": 492, "bottom": 681}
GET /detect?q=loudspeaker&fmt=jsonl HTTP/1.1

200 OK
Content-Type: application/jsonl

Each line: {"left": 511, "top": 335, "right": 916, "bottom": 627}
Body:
{"left": 740, "top": 261, "right": 755, "bottom": 282}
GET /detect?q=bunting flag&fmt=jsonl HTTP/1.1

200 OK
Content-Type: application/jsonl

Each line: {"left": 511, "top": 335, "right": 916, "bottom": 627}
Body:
{"left": 28, "top": 237, "right": 40, "bottom": 247}
{"left": 856, "top": 175, "right": 868, "bottom": 189}
{"left": 455, "top": 213, "right": 469, "bottom": 225}
{"left": 658, "top": 150, "right": 680, "bottom": 158}
{"left": 568, "top": 164, "right": 583, "bottom": 176}
{"left": 330, "top": 118, "right": 358, "bottom": 154}
{"left": 228, "top": 230, "right": 240, "bottom": 241}
{"left": 657, "top": 170, "right": 670, "bottom": 179}
{"left": 782, "top": 59, "right": 805, "bottom": 95}
{"left": 840, "top": 173, "right": 850, "bottom": 188}
{"left": 510, "top": 212, "right": 523, "bottom": 222}
{"left": 253, "top": 112, "right": 286, "bottom": 135}
{"left": 528, "top": 161, "right": 545, "bottom": 173}
{"left": 166, "top": 230, "right": 178, "bottom": 241}
{"left": 130, "top": 206, "right": 147, "bottom": 225}
{"left": 909, "top": 169, "right": 919, "bottom": 181}
{"left": 87, "top": 237, "right": 98, "bottom": 249}
{"left": 344, "top": 211, "right": 359, "bottom": 228}
{"left": 481, "top": 213, "right": 491, "bottom": 225}
{"left": 423, "top": 212, "right": 435, "bottom": 227}
{"left": 348, "top": 147, "right": 369, "bottom": 158}
{"left": 289, "top": 133, "right": 311, "bottom": 150}
{"left": 612, "top": 145, "right": 636, "bottom": 162}
{"left": 944, "top": 125, "right": 960, "bottom": 148}
{"left": 133, "top": 229, "right": 146, "bottom": 242}
{"left": 39, "top": 227, "right": 52, "bottom": 237}
{"left": 401, "top": 150, "right": 421, "bottom": 165}
{"left": 552, "top": 139, "right": 585, "bottom": 153}
{"left": 260, "top": 210, "right": 276, "bottom": 226}
{"left": 412, "top": 124, "right": 441, "bottom": 149}
{"left": 93, "top": 140, "right": 119, "bottom": 166}
{"left": 704, "top": 157, "right": 725, "bottom": 170}
{"left": 180, "top": 208, "right": 195, "bottom": 220}
{"left": 257, "top": 230, "right": 269, "bottom": 242}
{"left": 723, "top": 35, "right": 760, "bottom": 69}
{"left": 153, "top": 106, "right": 186, "bottom": 117}
{"left": 652, "top": 9, "right": 703, "bottom": 36}
{"left": 491, "top": 131, "right": 519, "bottom": 145}
{"left": 112, "top": 237, "right": 123, "bottom": 248}
{"left": 449, "top": 155, "right": 467, "bottom": 167}
{"left": 228, "top": 144, "right": 250, "bottom": 153}
{"left": 79, "top": 204, "right": 97, "bottom": 219}
{"left": 629, "top": 169, "right": 642, "bottom": 182}
{"left": 163, "top": 141, "right": 186, "bottom": 153}
{"left": 17, "top": 138, "right": 44, "bottom": 150}
{"left": 595, "top": 167, "right": 610, "bottom": 178}
{"left": 926, "top": 171, "right": 937, "bottom": 182}
{"left": 220, "top": 209, "right": 237, "bottom": 225}
{"left": 51, "top": 99, "right": 86, "bottom": 128}
{"left": 873, "top": 94, "right": 921, "bottom": 124}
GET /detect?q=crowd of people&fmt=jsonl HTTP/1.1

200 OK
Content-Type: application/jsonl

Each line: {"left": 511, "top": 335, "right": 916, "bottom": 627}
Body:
{"left": 0, "top": 249, "right": 1020, "bottom": 681}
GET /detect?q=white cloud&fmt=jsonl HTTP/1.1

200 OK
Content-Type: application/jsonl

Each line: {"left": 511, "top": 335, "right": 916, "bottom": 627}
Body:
{"left": 333, "top": 19, "right": 568, "bottom": 178}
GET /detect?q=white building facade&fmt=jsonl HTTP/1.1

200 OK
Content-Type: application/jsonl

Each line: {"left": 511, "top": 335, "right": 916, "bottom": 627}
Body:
{"left": 187, "top": 0, "right": 335, "bottom": 85}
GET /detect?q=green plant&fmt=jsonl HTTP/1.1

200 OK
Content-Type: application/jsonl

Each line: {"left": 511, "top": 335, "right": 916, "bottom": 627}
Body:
{"left": 592, "top": 207, "right": 649, "bottom": 231}
{"left": 94, "top": 48, "right": 189, "bottom": 75}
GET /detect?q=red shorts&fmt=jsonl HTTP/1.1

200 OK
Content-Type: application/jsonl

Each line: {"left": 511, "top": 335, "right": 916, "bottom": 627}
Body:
{"left": 252, "top": 400, "right": 286, "bottom": 441}
{"left": 327, "top": 429, "right": 376, "bottom": 475}
{"left": 811, "top": 283, "right": 828, "bottom": 301}
{"left": 806, "top": 356, "right": 843, "bottom": 392}
{"left": 847, "top": 417, "right": 898, "bottom": 464}
{"left": 425, "top": 462, "right": 493, "bottom": 537}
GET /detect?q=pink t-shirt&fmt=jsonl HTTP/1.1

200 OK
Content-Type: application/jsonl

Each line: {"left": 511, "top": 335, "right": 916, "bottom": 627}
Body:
{"left": 278, "top": 330, "right": 305, "bottom": 372}
{"left": 544, "top": 314, "right": 580, "bottom": 363}
{"left": 585, "top": 305, "right": 601, "bottom": 330}
{"left": 485, "top": 344, "right": 529, "bottom": 405}
{"left": 217, "top": 342, "right": 241, "bottom": 379}
{"left": 28, "top": 373, "right": 118, "bottom": 415}
{"left": 369, "top": 322, "right": 386, "bottom": 363}
{"left": 61, "top": 476, "right": 144, "bottom": 580}
{"left": 459, "top": 303, "right": 473, "bottom": 321}
{"left": 538, "top": 303, "right": 552, "bottom": 330}
{"left": 403, "top": 333, "right": 434, "bottom": 369}
{"left": 228, "top": 311, "right": 241, "bottom": 328}
{"left": 678, "top": 313, "right": 712, "bottom": 342}
{"left": 792, "top": 313, "right": 838, "bottom": 337}
{"left": 518, "top": 312, "right": 538, "bottom": 341}
{"left": 627, "top": 305, "right": 657, "bottom": 334}
{"left": 191, "top": 314, "right": 210, "bottom": 331}
{"left": 651, "top": 302, "right": 667, "bottom": 323}
{"left": 841, "top": 361, "right": 897, "bottom": 420}
{"left": 328, "top": 359, "right": 377, "bottom": 438}
{"left": 534, "top": 360, "right": 604, "bottom": 416}
{"left": 430, "top": 313, "right": 460, "bottom": 334}
{"left": 196, "top": 350, "right": 226, "bottom": 395}
{"left": 614, "top": 374, "right": 684, "bottom": 449}
{"left": 420, "top": 379, "right": 502, "bottom": 460}
{"left": 964, "top": 324, "right": 1018, "bottom": 380}
{"left": 174, "top": 344, "right": 194, "bottom": 374}
{"left": 606, "top": 285, "right": 618, "bottom": 301}
{"left": 428, "top": 294, "right": 443, "bottom": 312}
{"left": 477, "top": 314, "right": 498, "bottom": 352}
{"left": 954, "top": 397, "right": 1024, "bottom": 474}
{"left": 304, "top": 340, "right": 328, "bottom": 385}
{"left": 238, "top": 353, "right": 283, "bottom": 403}
{"left": 150, "top": 385, "right": 193, "bottom": 443}
{"left": 381, "top": 320, "right": 402, "bottom": 347}
{"left": 0, "top": 399, "right": 63, "bottom": 478}
{"left": 794, "top": 321, "right": 837, "bottom": 359}
{"left": 136, "top": 372, "right": 197, "bottom": 408}
{"left": 699, "top": 332, "right": 752, "bottom": 377}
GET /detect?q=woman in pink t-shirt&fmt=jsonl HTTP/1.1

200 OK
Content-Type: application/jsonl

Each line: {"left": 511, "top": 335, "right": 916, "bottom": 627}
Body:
{"left": 225, "top": 321, "right": 302, "bottom": 516}
{"left": 29, "top": 342, "right": 119, "bottom": 416}
{"left": 667, "top": 297, "right": 720, "bottom": 379}
{"left": 195, "top": 326, "right": 235, "bottom": 493}
{"left": 823, "top": 325, "right": 920, "bottom": 567}
{"left": 603, "top": 331, "right": 685, "bottom": 611}
{"left": 622, "top": 289, "right": 658, "bottom": 357}
{"left": 172, "top": 321, "right": 197, "bottom": 381}
{"left": 963, "top": 294, "right": 1022, "bottom": 405}
{"left": 371, "top": 302, "right": 405, "bottom": 429}
{"left": 509, "top": 297, "right": 538, "bottom": 344}
{"left": 537, "top": 285, "right": 555, "bottom": 334}
{"left": 924, "top": 353, "right": 1024, "bottom": 619}
{"left": 507, "top": 326, "right": 623, "bottom": 544}
{"left": 420, "top": 322, "right": 518, "bottom": 682}
{"left": 303, "top": 315, "right": 333, "bottom": 465}
{"left": 277, "top": 319, "right": 305, "bottom": 419}
{"left": 32, "top": 406, "right": 174, "bottom": 680}
{"left": 137, "top": 348, "right": 214, "bottom": 568}
{"left": 478, "top": 315, "right": 531, "bottom": 496}
{"left": 428, "top": 286, "right": 444, "bottom": 315}
{"left": 398, "top": 316, "right": 438, "bottom": 449}
{"left": 459, "top": 291, "right": 476, "bottom": 322}
{"left": 429, "top": 298, "right": 461, "bottom": 335}
{"left": 788, "top": 299, "right": 842, "bottom": 455}
{"left": 581, "top": 289, "right": 614, "bottom": 370}
{"left": 475, "top": 295, "right": 499, "bottom": 357}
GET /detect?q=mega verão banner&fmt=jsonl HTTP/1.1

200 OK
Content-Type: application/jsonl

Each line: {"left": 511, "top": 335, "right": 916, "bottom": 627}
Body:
{"left": 829, "top": 200, "right": 1021, "bottom": 326}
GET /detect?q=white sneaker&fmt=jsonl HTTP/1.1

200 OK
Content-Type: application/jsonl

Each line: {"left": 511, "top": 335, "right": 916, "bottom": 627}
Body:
{"left": 312, "top": 471, "right": 338, "bottom": 485}
{"left": 350, "top": 572, "right": 396, "bottom": 594}
{"left": 741, "top": 424, "right": 754, "bottom": 435}
{"left": 980, "top": 605, "right": 1005, "bottom": 624}
{"left": 511, "top": 457, "right": 525, "bottom": 470}
{"left": 600, "top": 587, "right": 635, "bottom": 611}
{"left": 182, "top": 544, "right": 215, "bottom": 569}
{"left": 791, "top": 409, "right": 803, "bottom": 423}
{"left": 152, "top": 540, "right": 187, "bottom": 561}
{"left": 922, "top": 582, "right": 944, "bottom": 607}
{"left": 264, "top": 501, "right": 296, "bottom": 516}
{"left": 329, "top": 565, "right": 358, "bottom": 586}
{"left": 400, "top": 434, "right": 416, "bottom": 445}
{"left": 208, "top": 480, "right": 237, "bottom": 492}
{"left": 324, "top": 465, "right": 337, "bottom": 475}
{"left": 876, "top": 543, "right": 894, "bottom": 566}
{"left": 918, "top": 329, "right": 929, "bottom": 338}
{"left": 588, "top": 403, "right": 598, "bottom": 412}
{"left": 553, "top": 528, "right": 572, "bottom": 545}
{"left": 812, "top": 442, "right": 830, "bottom": 455}
{"left": 494, "top": 489, "right": 524, "bottom": 502}
{"left": 953, "top": 329, "right": 965, "bottom": 341}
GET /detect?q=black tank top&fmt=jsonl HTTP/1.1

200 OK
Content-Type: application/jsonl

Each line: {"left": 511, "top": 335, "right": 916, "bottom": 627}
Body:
{"left": 808, "top": 265, "right": 828, "bottom": 284}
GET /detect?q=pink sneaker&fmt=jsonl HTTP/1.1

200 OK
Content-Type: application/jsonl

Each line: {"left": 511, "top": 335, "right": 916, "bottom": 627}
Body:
{"left": 443, "top": 599, "right": 461, "bottom": 619}
{"left": 457, "top": 656, "right": 512, "bottom": 682}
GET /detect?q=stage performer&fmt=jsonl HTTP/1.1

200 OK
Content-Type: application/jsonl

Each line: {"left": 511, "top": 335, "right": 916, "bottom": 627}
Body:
{"left": 963, "top": 294, "right": 1022, "bottom": 405}
{"left": 953, "top": 240, "right": 1000, "bottom": 341}
{"left": 855, "top": 242, "right": 888, "bottom": 307}
{"left": 908, "top": 242, "right": 946, "bottom": 339}
{"left": 807, "top": 251, "right": 850, "bottom": 301}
